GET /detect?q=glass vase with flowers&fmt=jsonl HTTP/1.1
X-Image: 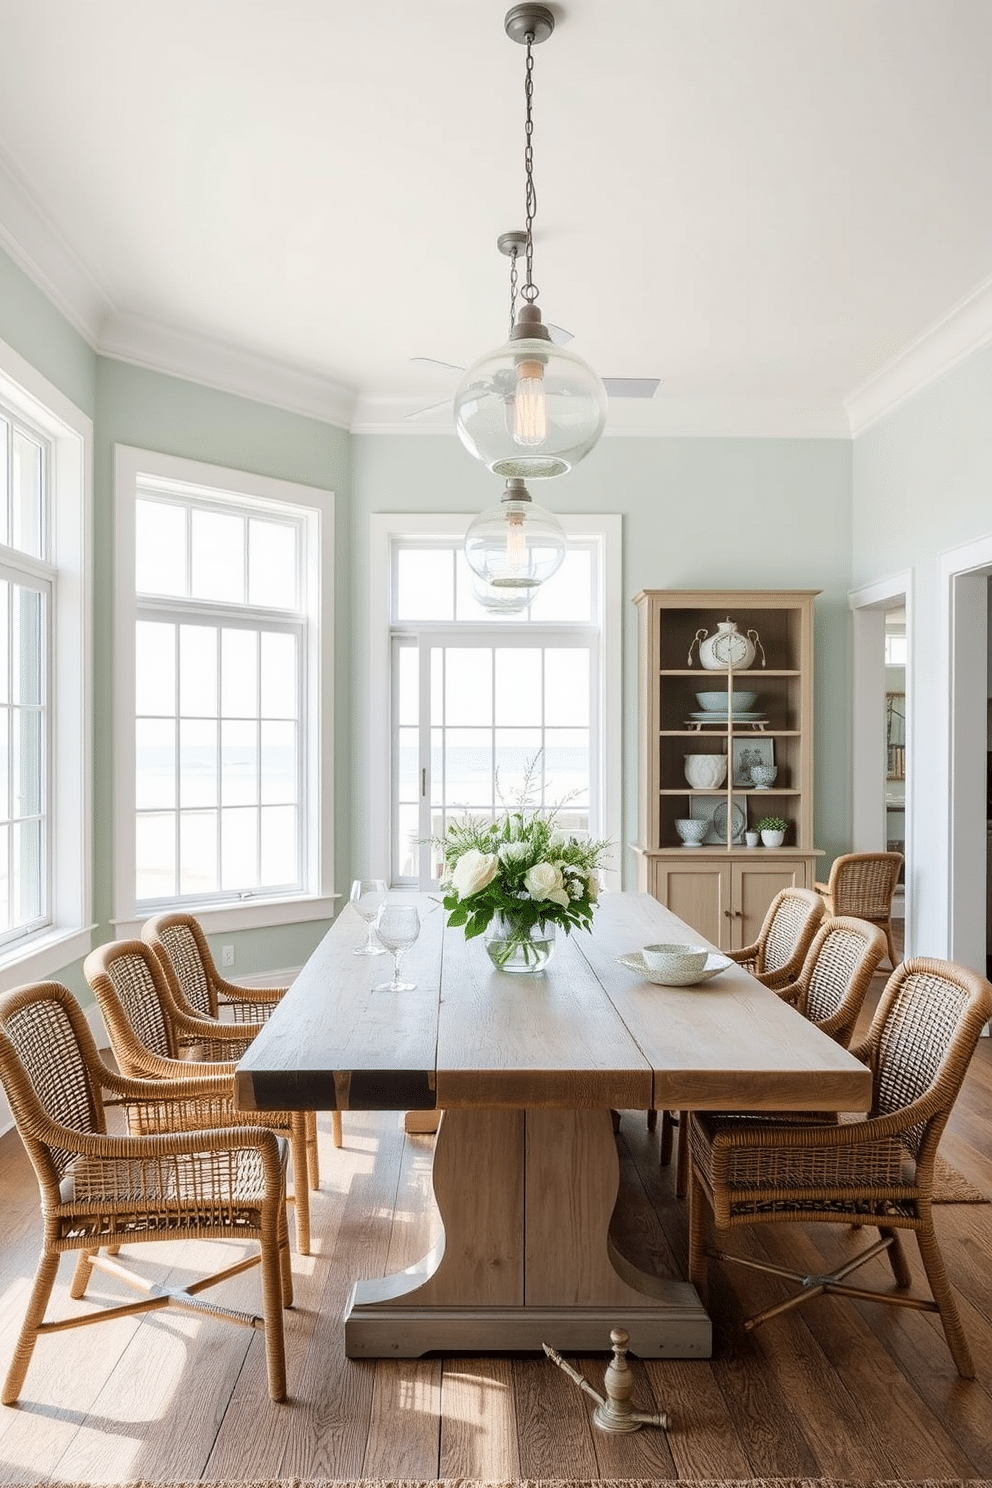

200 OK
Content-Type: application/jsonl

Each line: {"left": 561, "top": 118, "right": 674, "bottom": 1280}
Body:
{"left": 433, "top": 766, "right": 612, "bottom": 974}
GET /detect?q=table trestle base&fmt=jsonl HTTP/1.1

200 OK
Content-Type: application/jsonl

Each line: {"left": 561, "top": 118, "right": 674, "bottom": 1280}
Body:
{"left": 344, "top": 1299, "right": 711, "bottom": 1359}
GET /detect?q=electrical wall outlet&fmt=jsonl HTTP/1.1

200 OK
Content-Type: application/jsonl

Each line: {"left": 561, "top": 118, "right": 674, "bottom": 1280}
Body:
{"left": 221, "top": 944, "right": 235, "bottom": 968}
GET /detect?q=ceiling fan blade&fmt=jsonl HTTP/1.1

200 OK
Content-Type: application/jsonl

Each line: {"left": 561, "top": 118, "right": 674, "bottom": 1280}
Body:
{"left": 602, "top": 377, "right": 661, "bottom": 399}
{"left": 411, "top": 356, "right": 465, "bottom": 373}
{"left": 405, "top": 398, "right": 453, "bottom": 420}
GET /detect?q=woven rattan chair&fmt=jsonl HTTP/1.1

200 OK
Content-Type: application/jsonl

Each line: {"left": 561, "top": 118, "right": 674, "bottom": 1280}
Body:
{"left": 771, "top": 914, "right": 888, "bottom": 1046}
{"left": 84, "top": 938, "right": 315, "bottom": 1254}
{"left": 728, "top": 886, "right": 827, "bottom": 989}
{"left": 687, "top": 956, "right": 992, "bottom": 1377}
{"left": 814, "top": 851, "right": 904, "bottom": 969}
{"left": 0, "top": 980, "right": 291, "bottom": 1405}
{"left": 654, "top": 887, "right": 828, "bottom": 1192}
{"left": 659, "top": 913, "right": 885, "bottom": 1196}
{"left": 142, "top": 910, "right": 342, "bottom": 1152}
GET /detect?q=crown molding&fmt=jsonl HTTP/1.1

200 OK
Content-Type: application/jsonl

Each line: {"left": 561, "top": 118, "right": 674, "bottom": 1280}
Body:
{"left": 845, "top": 273, "right": 992, "bottom": 436}
{"left": 100, "top": 310, "right": 355, "bottom": 429}
{"left": 0, "top": 147, "right": 110, "bottom": 344}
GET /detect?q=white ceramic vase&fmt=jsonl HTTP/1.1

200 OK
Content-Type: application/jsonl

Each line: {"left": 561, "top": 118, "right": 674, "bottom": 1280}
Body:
{"left": 760, "top": 828, "right": 785, "bottom": 847}
{"left": 684, "top": 753, "right": 728, "bottom": 789}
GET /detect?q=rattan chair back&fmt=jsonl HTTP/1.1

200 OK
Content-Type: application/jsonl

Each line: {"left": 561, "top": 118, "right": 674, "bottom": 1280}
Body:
{"left": 793, "top": 915, "right": 887, "bottom": 1044}
{"left": 762, "top": 888, "right": 825, "bottom": 975}
{"left": 0, "top": 981, "right": 105, "bottom": 1192}
{"left": 85, "top": 938, "right": 182, "bottom": 1068}
{"left": 862, "top": 957, "right": 985, "bottom": 1159}
{"left": 142, "top": 911, "right": 217, "bottom": 1017}
{"left": 816, "top": 851, "right": 903, "bottom": 967}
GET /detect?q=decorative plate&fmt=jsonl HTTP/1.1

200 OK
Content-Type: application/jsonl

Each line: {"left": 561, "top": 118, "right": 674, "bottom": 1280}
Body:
{"left": 617, "top": 950, "right": 732, "bottom": 987}
{"left": 713, "top": 799, "right": 747, "bottom": 844}
{"left": 687, "top": 711, "right": 767, "bottom": 722}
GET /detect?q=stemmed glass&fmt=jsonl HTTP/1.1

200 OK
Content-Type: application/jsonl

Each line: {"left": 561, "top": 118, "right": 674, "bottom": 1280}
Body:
{"left": 373, "top": 904, "right": 421, "bottom": 991}
{"left": 349, "top": 879, "right": 388, "bottom": 956}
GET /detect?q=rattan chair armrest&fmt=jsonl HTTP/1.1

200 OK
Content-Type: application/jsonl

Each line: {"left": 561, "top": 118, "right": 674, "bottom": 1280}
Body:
{"left": 168, "top": 1004, "right": 258, "bottom": 1043}
{"left": 216, "top": 980, "right": 286, "bottom": 1005}
{"left": 98, "top": 1063, "right": 235, "bottom": 1104}
{"left": 813, "top": 880, "right": 830, "bottom": 896}
{"left": 708, "top": 1096, "right": 937, "bottom": 1152}
{"left": 117, "top": 1046, "right": 239, "bottom": 1080}
{"left": 757, "top": 965, "right": 799, "bottom": 991}
{"left": 768, "top": 976, "right": 802, "bottom": 1004}
{"left": 728, "top": 942, "right": 761, "bottom": 971}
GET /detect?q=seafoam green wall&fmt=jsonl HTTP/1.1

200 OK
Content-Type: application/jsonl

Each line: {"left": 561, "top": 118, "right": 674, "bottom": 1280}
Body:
{"left": 352, "top": 430, "right": 855, "bottom": 883}
{"left": 0, "top": 248, "right": 96, "bottom": 416}
{"left": 94, "top": 358, "right": 353, "bottom": 973}
{"left": 852, "top": 342, "right": 992, "bottom": 954}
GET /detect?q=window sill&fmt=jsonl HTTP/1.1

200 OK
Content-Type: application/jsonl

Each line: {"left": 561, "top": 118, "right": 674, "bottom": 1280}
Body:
{"left": 112, "top": 894, "right": 341, "bottom": 939}
{"left": 0, "top": 925, "right": 96, "bottom": 993}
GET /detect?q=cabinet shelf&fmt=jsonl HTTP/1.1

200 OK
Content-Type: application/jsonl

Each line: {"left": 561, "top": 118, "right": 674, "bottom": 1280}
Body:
{"left": 634, "top": 587, "right": 820, "bottom": 951}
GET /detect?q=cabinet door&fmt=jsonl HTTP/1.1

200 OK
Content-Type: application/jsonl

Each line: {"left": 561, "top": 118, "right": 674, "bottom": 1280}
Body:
{"left": 644, "top": 860, "right": 731, "bottom": 948}
{"left": 732, "top": 857, "right": 810, "bottom": 949}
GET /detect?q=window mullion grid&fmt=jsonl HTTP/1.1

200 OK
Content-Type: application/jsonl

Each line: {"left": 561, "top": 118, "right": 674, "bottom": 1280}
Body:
{"left": 418, "top": 637, "right": 434, "bottom": 889}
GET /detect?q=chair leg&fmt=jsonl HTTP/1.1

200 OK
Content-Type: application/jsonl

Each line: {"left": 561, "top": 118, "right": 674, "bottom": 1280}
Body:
{"left": 289, "top": 1119, "right": 311, "bottom": 1256}
{"left": 675, "top": 1111, "right": 690, "bottom": 1198}
{"left": 688, "top": 1171, "right": 709, "bottom": 1306}
{"left": 70, "top": 1247, "right": 98, "bottom": 1299}
{"left": 915, "top": 1219, "right": 975, "bottom": 1378}
{"left": 330, "top": 1109, "right": 343, "bottom": 1149}
{"left": 3, "top": 1251, "right": 60, "bottom": 1405}
{"left": 880, "top": 1225, "right": 912, "bottom": 1287}
{"left": 305, "top": 1110, "right": 321, "bottom": 1189}
{"left": 646, "top": 1108, "right": 657, "bottom": 1132}
{"left": 659, "top": 1109, "right": 675, "bottom": 1167}
{"left": 259, "top": 1219, "right": 288, "bottom": 1402}
{"left": 884, "top": 922, "right": 899, "bottom": 970}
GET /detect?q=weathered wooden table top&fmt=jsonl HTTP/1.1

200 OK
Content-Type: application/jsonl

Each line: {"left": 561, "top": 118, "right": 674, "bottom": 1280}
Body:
{"left": 235, "top": 890, "right": 871, "bottom": 1117}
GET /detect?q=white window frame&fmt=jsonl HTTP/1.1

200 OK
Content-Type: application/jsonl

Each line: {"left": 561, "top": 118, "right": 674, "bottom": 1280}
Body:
{"left": 0, "top": 335, "right": 92, "bottom": 991}
{"left": 367, "top": 513, "right": 622, "bottom": 891}
{"left": 114, "top": 446, "right": 335, "bottom": 935}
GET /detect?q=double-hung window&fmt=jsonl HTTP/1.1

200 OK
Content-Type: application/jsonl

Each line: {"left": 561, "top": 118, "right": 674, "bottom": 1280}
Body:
{"left": 115, "top": 448, "right": 334, "bottom": 933}
{"left": 0, "top": 337, "right": 90, "bottom": 990}
{"left": 370, "top": 515, "right": 621, "bottom": 890}
{"left": 0, "top": 412, "right": 50, "bottom": 944}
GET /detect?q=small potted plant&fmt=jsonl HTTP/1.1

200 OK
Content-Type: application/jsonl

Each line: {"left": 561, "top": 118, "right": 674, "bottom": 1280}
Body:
{"left": 756, "top": 814, "right": 788, "bottom": 848}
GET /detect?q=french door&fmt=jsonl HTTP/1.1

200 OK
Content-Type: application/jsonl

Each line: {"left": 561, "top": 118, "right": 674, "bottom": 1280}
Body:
{"left": 392, "top": 631, "right": 599, "bottom": 888}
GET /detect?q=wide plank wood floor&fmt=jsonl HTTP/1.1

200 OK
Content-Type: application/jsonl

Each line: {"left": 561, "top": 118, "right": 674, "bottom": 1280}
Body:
{"left": 1, "top": 960, "right": 991, "bottom": 1485}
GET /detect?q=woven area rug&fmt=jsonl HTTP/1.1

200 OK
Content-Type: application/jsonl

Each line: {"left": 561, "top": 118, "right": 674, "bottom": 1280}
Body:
{"left": 932, "top": 1153, "right": 989, "bottom": 1202}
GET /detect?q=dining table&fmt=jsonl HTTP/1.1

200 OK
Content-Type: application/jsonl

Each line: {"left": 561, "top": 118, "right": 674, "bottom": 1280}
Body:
{"left": 234, "top": 890, "right": 872, "bottom": 1359}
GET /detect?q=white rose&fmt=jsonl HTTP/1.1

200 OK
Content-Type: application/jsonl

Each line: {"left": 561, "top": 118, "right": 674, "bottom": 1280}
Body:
{"left": 498, "top": 840, "right": 531, "bottom": 864}
{"left": 450, "top": 849, "right": 499, "bottom": 899}
{"left": 524, "top": 861, "right": 570, "bottom": 908}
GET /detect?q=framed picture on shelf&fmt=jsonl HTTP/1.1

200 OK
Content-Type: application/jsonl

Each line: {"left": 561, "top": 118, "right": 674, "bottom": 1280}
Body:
{"left": 689, "top": 794, "right": 748, "bottom": 844}
{"left": 732, "top": 737, "right": 775, "bottom": 787}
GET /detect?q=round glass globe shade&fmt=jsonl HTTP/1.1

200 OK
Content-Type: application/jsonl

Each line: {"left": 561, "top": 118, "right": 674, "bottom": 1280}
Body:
{"left": 464, "top": 498, "right": 566, "bottom": 596}
{"left": 454, "top": 337, "right": 607, "bottom": 479}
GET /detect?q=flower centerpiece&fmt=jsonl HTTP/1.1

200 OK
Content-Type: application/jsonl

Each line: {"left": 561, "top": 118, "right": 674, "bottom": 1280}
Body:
{"left": 435, "top": 779, "right": 611, "bottom": 974}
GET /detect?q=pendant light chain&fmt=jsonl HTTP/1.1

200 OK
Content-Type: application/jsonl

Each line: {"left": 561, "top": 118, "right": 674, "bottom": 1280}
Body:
{"left": 508, "top": 244, "right": 519, "bottom": 337}
{"left": 522, "top": 33, "right": 539, "bottom": 304}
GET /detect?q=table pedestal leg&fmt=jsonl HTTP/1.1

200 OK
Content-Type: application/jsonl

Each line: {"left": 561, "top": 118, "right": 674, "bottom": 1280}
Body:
{"left": 344, "top": 1106, "right": 711, "bottom": 1358}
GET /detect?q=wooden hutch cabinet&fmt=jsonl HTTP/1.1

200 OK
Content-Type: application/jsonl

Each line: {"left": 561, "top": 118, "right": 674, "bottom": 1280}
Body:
{"left": 633, "top": 588, "right": 821, "bottom": 951}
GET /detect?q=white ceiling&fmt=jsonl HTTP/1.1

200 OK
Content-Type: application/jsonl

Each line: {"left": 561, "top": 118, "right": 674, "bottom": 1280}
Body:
{"left": 0, "top": 0, "right": 990, "bottom": 437}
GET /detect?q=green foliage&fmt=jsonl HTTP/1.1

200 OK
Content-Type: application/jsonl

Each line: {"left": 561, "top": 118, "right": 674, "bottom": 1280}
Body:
{"left": 756, "top": 815, "right": 788, "bottom": 832}
{"left": 431, "top": 758, "right": 613, "bottom": 943}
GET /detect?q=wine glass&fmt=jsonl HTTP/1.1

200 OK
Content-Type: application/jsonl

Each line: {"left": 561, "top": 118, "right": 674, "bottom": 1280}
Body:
{"left": 373, "top": 904, "right": 421, "bottom": 991}
{"left": 349, "top": 878, "right": 388, "bottom": 956}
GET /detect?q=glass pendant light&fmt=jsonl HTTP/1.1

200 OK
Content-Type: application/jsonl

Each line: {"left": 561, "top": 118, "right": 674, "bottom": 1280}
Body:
{"left": 465, "top": 477, "right": 566, "bottom": 611}
{"left": 454, "top": 5, "right": 607, "bottom": 479}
